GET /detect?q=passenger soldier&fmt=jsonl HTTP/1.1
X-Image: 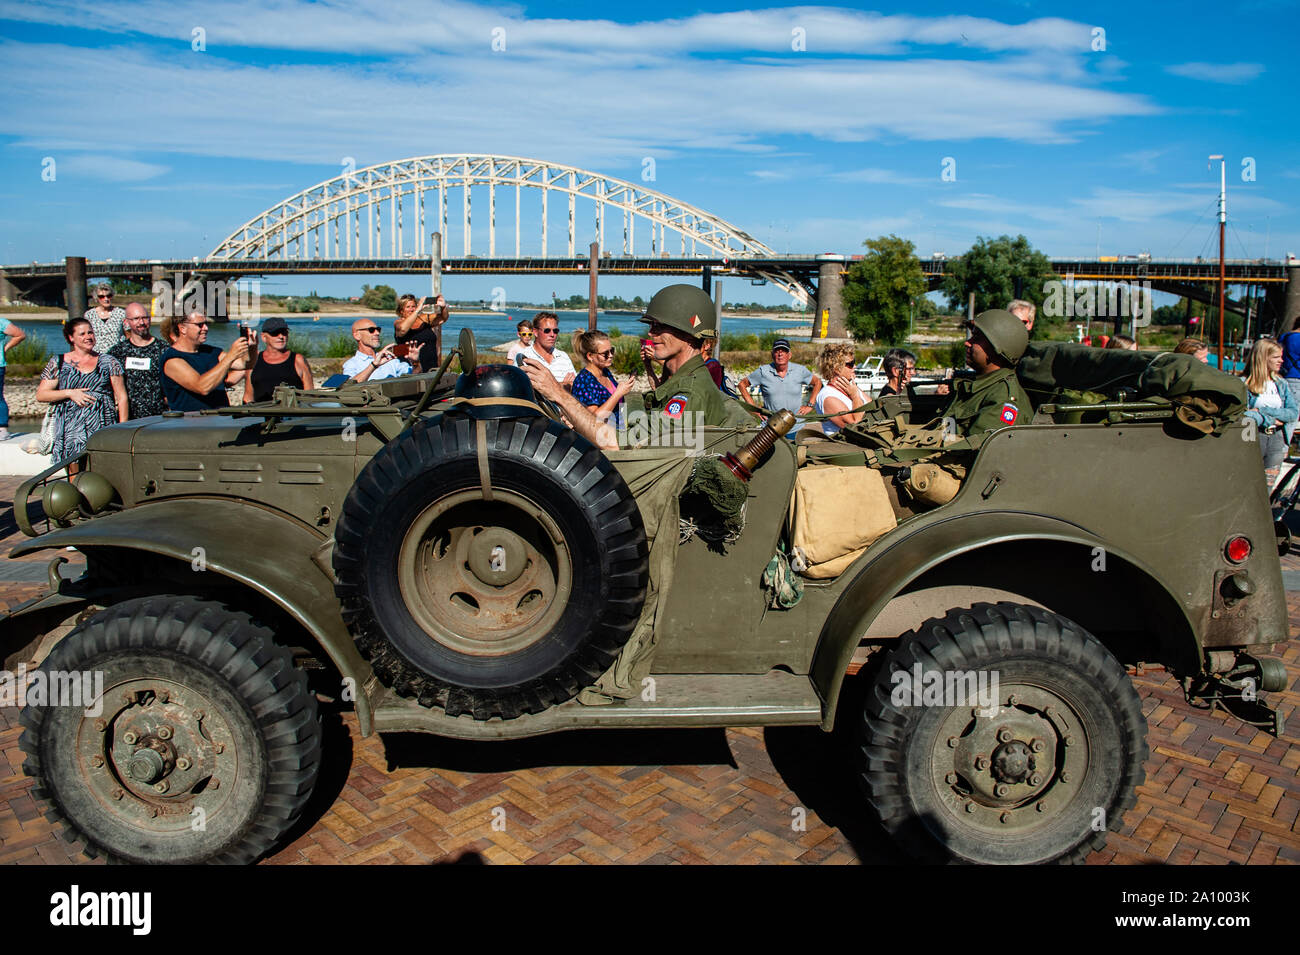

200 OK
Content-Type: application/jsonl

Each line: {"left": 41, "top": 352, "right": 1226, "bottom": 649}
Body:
{"left": 942, "top": 309, "right": 1032, "bottom": 439}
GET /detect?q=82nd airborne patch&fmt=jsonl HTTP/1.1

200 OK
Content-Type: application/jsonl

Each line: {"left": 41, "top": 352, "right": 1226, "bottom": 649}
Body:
{"left": 999, "top": 403, "right": 1019, "bottom": 425}
{"left": 663, "top": 394, "right": 689, "bottom": 419}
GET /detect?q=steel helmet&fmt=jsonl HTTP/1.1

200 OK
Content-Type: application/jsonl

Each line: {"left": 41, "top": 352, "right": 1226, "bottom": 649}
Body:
{"left": 969, "top": 309, "right": 1029, "bottom": 365}
{"left": 449, "top": 364, "right": 544, "bottom": 419}
{"left": 640, "top": 284, "right": 717, "bottom": 340}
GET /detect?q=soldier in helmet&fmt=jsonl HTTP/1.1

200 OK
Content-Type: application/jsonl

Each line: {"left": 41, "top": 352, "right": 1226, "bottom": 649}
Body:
{"left": 635, "top": 284, "right": 752, "bottom": 431}
{"left": 942, "top": 309, "right": 1032, "bottom": 438}
{"left": 523, "top": 284, "right": 752, "bottom": 449}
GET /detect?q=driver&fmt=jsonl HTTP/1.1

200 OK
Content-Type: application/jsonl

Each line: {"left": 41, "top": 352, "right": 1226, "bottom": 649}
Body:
{"left": 522, "top": 284, "right": 753, "bottom": 449}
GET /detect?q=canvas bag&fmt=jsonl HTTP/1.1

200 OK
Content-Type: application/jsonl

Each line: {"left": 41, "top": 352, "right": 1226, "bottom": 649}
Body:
{"left": 36, "top": 355, "right": 64, "bottom": 455}
{"left": 788, "top": 464, "right": 897, "bottom": 579}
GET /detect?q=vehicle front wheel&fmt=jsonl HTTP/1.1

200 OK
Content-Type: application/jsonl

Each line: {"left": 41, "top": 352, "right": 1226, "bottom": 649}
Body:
{"left": 19, "top": 595, "right": 321, "bottom": 864}
{"left": 861, "top": 602, "right": 1147, "bottom": 864}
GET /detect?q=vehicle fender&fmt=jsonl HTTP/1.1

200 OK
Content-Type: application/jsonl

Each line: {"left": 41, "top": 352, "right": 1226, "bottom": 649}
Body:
{"left": 810, "top": 509, "right": 1195, "bottom": 730}
{"left": 10, "top": 499, "right": 374, "bottom": 732}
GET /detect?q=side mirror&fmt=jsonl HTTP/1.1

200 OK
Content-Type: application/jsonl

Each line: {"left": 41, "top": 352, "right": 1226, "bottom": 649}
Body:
{"left": 458, "top": 328, "right": 477, "bottom": 373}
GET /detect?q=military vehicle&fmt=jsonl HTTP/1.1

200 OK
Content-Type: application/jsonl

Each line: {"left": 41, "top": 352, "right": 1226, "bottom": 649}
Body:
{"left": 2, "top": 328, "right": 1291, "bottom": 865}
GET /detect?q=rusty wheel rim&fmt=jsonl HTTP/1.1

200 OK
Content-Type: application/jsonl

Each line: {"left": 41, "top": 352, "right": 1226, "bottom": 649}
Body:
{"left": 398, "top": 488, "right": 573, "bottom": 656}
{"left": 77, "top": 678, "right": 241, "bottom": 834}
{"left": 929, "top": 682, "right": 1090, "bottom": 835}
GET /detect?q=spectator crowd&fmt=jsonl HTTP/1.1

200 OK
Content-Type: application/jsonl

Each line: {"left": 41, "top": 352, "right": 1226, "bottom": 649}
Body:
{"left": 4, "top": 283, "right": 1297, "bottom": 500}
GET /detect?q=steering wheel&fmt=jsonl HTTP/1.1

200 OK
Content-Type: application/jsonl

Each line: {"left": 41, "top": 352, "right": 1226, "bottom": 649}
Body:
{"left": 532, "top": 391, "right": 566, "bottom": 424}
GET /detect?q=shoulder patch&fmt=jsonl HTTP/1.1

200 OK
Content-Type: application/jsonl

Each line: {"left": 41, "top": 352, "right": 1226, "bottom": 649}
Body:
{"left": 663, "top": 394, "right": 689, "bottom": 419}
{"left": 999, "top": 403, "right": 1019, "bottom": 425}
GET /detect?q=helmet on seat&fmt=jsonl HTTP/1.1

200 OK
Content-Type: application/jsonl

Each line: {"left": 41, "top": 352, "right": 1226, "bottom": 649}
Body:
{"left": 449, "top": 364, "right": 544, "bottom": 419}
{"left": 969, "top": 309, "right": 1029, "bottom": 365}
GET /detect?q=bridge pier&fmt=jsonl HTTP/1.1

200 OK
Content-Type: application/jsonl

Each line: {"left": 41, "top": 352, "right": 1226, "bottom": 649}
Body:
{"left": 815, "top": 255, "right": 846, "bottom": 340}
{"left": 66, "top": 256, "right": 87, "bottom": 322}
{"left": 1285, "top": 262, "right": 1300, "bottom": 334}
{"left": 0, "top": 271, "right": 17, "bottom": 306}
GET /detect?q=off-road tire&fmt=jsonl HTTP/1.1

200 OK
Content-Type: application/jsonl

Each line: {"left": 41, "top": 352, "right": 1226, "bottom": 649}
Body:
{"left": 19, "top": 595, "right": 321, "bottom": 864}
{"left": 334, "top": 414, "right": 648, "bottom": 720}
{"left": 861, "top": 602, "right": 1147, "bottom": 864}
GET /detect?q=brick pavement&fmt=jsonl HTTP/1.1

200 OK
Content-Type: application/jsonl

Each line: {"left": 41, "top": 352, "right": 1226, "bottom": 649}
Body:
{"left": 0, "top": 474, "right": 1296, "bottom": 864}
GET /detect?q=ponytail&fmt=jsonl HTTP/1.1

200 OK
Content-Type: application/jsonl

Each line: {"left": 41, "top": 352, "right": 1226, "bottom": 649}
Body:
{"left": 572, "top": 328, "right": 609, "bottom": 364}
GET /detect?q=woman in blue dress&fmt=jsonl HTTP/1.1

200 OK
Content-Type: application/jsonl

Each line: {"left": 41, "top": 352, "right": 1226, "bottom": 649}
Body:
{"left": 569, "top": 329, "right": 633, "bottom": 431}
{"left": 37, "top": 317, "right": 128, "bottom": 472}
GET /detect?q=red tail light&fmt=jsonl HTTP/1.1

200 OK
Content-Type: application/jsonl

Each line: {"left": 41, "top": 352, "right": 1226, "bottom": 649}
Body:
{"left": 1225, "top": 537, "right": 1252, "bottom": 563}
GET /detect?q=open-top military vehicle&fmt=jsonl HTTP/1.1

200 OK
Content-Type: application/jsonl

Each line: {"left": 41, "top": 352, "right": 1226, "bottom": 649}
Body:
{"left": 2, "top": 328, "right": 1291, "bottom": 865}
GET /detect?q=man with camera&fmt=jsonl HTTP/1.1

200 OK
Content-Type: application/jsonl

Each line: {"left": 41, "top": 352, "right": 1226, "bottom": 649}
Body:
{"left": 343, "top": 317, "right": 412, "bottom": 383}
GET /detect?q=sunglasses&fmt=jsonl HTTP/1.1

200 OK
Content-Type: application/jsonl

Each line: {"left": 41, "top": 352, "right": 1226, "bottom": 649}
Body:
{"left": 537, "top": 327, "right": 559, "bottom": 334}
{"left": 845, "top": 360, "right": 856, "bottom": 368}
{"left": 266, "top": 330, "right": 288, "bottom": 337}
{"left": 359, "top": 326, "right": 380, "bottom": 333}
{"left": 96, "top": 294, "right": 112, "bottom": 299}
{"left": 185, "top": 321, "right": 210, "bottom": 327}
{"left": 596, "top": 349, "right": 615, "bottom": 358}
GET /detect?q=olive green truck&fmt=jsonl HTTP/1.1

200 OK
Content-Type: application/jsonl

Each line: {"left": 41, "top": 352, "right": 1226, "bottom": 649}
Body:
{"left": 2, "top": 335, "right": 1291, "bottom": 865}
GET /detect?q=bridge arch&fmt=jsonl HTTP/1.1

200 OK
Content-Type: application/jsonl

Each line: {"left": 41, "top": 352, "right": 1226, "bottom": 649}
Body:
{"left": 208, "top": 154, "right": 808, "bottom": 301}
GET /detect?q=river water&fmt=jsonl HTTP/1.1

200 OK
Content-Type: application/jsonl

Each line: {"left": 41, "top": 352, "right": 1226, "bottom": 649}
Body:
{"left": 16, "top": 309, "right": 810, "bottom": 354}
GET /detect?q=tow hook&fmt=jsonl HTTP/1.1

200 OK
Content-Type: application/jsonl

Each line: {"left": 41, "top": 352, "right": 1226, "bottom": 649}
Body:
{"left": 1186, "top": 651, "right": 1288, "bottom": 736}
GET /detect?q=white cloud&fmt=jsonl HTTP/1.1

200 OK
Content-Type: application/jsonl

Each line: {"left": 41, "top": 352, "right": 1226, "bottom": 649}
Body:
{"left": 0, "top": 40, "right": 1159, "bottom": 176}
{"left": 1165, "top": 62, "right": 1265, "bottom": 84}
{"left": 53, "top": 155, "right": 170, "bottom": 181}
{"left": 0, "top": 2, "right": 1102, "bottom": 56}
{"left": 830, "top": 167, "right": 928, "bottom": 185}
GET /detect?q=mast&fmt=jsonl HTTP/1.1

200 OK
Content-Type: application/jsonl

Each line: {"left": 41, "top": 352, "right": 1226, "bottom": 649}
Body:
{"left": 1210, "top": 155, "right": 1226, "bottom": 370}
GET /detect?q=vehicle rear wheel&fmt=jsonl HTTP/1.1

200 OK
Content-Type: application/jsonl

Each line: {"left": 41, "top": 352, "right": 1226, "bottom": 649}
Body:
{"left": 861, "top": 602, "right": 1147, "bottom": 864}
{"left": 333, "top": 414, "right": 648, "bottom": 720}
{"left": 19, "top": 595, "right": 321, "bottom": 865}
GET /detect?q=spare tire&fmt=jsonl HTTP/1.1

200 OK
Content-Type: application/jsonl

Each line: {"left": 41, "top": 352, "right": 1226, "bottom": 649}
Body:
{"left": 333, "top": 413, "right": 648, "bottom": 720}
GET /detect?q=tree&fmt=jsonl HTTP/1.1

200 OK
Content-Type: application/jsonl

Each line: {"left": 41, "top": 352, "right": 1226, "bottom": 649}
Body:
{"left": 360, "top": 284, "right": 397, "bottom": 310}
{"left": 941, "top": 235, "right": 1056, "bottom": 328}
{"left": 841, "top": 235, "right": 927, "bottom": 343}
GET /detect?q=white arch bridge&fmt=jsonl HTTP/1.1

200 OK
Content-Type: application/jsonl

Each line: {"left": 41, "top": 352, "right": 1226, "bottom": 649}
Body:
{"left": 206, "top": 154, "right": 820, "bottom": 304}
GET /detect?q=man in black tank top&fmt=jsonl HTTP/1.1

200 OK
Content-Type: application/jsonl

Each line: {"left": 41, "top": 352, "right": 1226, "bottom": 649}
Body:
{"left": 244, "top": 317, "right": 315, "bottom": 403}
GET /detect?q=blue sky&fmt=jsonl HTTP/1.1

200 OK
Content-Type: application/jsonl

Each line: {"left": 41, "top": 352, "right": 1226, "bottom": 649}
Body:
{"left": 0, "top": 0, "right": 1293, "bottom": 304}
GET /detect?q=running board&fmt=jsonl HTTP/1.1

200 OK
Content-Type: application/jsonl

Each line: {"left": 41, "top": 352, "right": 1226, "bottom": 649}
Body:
{"left": 370, "top": 671, "right": 825, "bottom": 740}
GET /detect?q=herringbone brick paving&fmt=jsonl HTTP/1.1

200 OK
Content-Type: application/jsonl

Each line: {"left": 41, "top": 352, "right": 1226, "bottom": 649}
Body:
{"left": 1, "top": 476, "right": 1297, "bottom": 864}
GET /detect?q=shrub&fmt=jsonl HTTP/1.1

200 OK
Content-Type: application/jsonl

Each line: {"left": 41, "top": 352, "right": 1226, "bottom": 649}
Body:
{"left": 322, "top": 332, "right": 358, "bottom": 358}
{"left": 608, "top": 326, "right": 622, "bottom": 339}
{"left": 286, "top": 332, "right": 320, "bottom": 358}
{"left": 720, "top": 332, "right": 759, "bottom": 351}
{"left": 611, "top": 338, "right": 645, "bottom": 376}
{"left": 6, "top": 337, "right": 50, "bottom": 366}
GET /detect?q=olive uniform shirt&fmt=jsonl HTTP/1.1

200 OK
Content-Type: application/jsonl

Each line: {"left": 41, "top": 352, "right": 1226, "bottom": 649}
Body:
{"left": 640, "top": 355, "right": 753, "bottom": 430}
{"left": 941, "top": 366, "right": 1031, "bottom": 437}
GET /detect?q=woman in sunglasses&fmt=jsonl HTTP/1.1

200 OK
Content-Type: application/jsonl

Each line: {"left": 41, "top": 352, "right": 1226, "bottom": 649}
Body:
{"left": 84, "top": 284, "right": 126, "bottom": 353}
{"left": 814, "top": 343, "right": 866, "bottom": 436}
{"left": 570, "top": 328, "right": 633, "bottom": 430}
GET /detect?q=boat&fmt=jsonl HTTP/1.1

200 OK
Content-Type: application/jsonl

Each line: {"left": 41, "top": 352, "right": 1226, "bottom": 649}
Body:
{"left": 854, "top": 356, "right": 889, "bottom": 397}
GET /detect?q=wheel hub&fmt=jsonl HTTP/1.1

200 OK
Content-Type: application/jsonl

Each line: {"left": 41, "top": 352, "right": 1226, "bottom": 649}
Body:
{"left": 399, "top": 489, "right": 573, "bottom": 657}
{"left": 991, "top": 740, "right": 1031, "bottom": 783}
{"left": 77, "top": 680, "right": 236, "bottom": 829}
{"left": 937, "top": 684, "right": 1088, "bottom": 829}
{"left": 466, "top": 529, "right": 528, "bottom": 587}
